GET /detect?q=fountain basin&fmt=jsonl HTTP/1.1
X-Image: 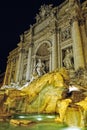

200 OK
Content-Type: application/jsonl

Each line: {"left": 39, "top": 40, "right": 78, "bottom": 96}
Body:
{"left": 0, "top": 114, "right": 86, "bottom": 130}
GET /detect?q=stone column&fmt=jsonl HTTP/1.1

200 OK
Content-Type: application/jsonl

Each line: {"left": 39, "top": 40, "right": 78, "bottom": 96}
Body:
{"left": 15, "top": 49, "right": 23, "bottom": 82}
{"left": 71, "top": 16, "right": 85, "bottom": 70}
{"left": 51, "top": 23, "right": 58, "bottom": 71}
{"left": 3, "top": 63, "right": 9, "bottom": 85}
{"left": 26, "top": 44, "right": 32, "bottom": 81}
{"left": 8, "top": 61, "right": 13, "bottom": 84}
{"left": 57, "top": 28, "right": 61, "bottom": 69}
{"left": 86, "top": 15, "right": 87, "bottom": 33}
{"left": 84, "top": 11, "right": 87, "bottom": 33}
{"left": 15, "top": 57, "right": 18, "bottom": 82}
{"left": 52, "top": 32, "right": 58, "bottom": 70}
{"left": 80, "top": 19, "right": 87, "bottom": 65}
{"left": 48, "top": 47, "right": 52, "bottom": 72}
{"left": 49, "top": 53, "right": 52, "bottom": 72}
{"left": 18, "top": 49, "right": 24, "bottom": 81}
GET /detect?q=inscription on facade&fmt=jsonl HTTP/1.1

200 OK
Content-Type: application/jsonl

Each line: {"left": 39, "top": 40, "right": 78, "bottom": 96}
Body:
{"left": 34, "top": 18, "right": 49, "bottom": 35}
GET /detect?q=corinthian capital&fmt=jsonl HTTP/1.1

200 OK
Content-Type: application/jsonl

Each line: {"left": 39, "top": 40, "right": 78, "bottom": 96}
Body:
{"left": 69, "top": 15, "right": 79, "bottom": 25}
{"left": 29, "top": 43, "right": 34, "bottom": 47}
{"left": 79, "top": 18, "right": 85, "bottom": 26}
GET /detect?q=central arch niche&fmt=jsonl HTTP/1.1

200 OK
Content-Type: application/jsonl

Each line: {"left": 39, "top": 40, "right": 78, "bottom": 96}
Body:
{"left": 36, "top": 42, "right": 51, "bottom": 73}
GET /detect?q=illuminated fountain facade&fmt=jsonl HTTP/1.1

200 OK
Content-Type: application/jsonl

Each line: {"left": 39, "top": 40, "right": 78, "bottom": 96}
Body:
{"left": 3, "top": 0, "right": 87, "bottom": 86}
{"left": 0, "top": 0, "right": 87, "bottom": 128}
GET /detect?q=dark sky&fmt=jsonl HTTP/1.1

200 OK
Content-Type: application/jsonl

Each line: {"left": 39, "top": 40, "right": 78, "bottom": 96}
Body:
{"left": 0, "top": 0, "right": 85, "bottom": 73}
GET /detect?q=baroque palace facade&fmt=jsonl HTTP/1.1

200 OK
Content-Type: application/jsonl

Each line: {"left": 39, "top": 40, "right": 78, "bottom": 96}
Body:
{"left": 3, "top": 0, "right": 87, "bottom": 85}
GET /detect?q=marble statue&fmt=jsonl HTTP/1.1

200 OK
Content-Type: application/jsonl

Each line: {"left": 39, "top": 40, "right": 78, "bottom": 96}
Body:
{"left": 36, "top": 59, "right": 46, "bottom": 76}
{"left": 63, "top": 49, "right": 73, "bottom": 69}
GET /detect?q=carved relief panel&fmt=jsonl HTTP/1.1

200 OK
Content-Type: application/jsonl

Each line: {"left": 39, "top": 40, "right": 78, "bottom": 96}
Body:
{"left": 60, "top": 27, "right": 71, "bottom": 42}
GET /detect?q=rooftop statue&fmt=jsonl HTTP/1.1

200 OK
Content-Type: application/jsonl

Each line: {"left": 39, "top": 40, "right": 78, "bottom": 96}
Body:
{"left": 35, "top": 4, "right": 53, "bottom": 23}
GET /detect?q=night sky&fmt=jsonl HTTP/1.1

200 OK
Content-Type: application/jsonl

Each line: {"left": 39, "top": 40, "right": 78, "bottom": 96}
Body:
{"left": 0, "top": 0, "right": 85, "bottom": 73}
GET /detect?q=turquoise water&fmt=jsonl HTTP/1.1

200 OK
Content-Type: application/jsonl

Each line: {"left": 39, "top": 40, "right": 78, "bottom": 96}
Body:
{"left": 0, "top": 122, "right": 85, "bottom": 130}
{"left": 0, "top": 114, "right": 86, "bottom": 130}
{"left": 0, "top": 122, "right": 67, "bottom": 130}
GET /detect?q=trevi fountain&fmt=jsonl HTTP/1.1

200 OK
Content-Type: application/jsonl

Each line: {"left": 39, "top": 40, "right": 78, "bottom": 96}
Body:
{"left": 0, "top": 0, "right": 87, "bottom": 129}
{"left": 1, "top": 67, "right": 87, "bottom": 130}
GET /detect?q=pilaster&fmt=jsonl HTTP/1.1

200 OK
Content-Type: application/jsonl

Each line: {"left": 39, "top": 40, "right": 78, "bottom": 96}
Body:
{"left": 26, "top": 43, "right": 33, "bottom": 81}
{"left": 70, "top": 16, "right": 85, "bottom": 70}
{"left": 57, "top": 28, "right": 61, "bottom": 69}
{"left": 3, "top": 63, "right": 9, "bottom": 85}
{"left": 79, "top": 18, "right": 87, "bottom": 65}
{"left": 8, "top": 61, "right": 13, "bottom": 84}
{"left": 50, "top": 21, "right": 58, "bottom": 70}
{"left": 15, "top": 48, "right": 24, "bottom": 82}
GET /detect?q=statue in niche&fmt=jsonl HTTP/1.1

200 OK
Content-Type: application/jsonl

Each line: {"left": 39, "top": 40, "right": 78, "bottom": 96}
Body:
{"left": 36, "top": 59, "right": 46, "bottom": 76}
{"left": 63, "top": 48, "right": 74, "bottom": 69}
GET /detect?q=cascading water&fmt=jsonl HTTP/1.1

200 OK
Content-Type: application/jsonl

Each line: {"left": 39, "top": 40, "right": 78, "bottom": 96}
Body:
{"left": 0, "top": 68, "right": 87, "bottom": 129}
